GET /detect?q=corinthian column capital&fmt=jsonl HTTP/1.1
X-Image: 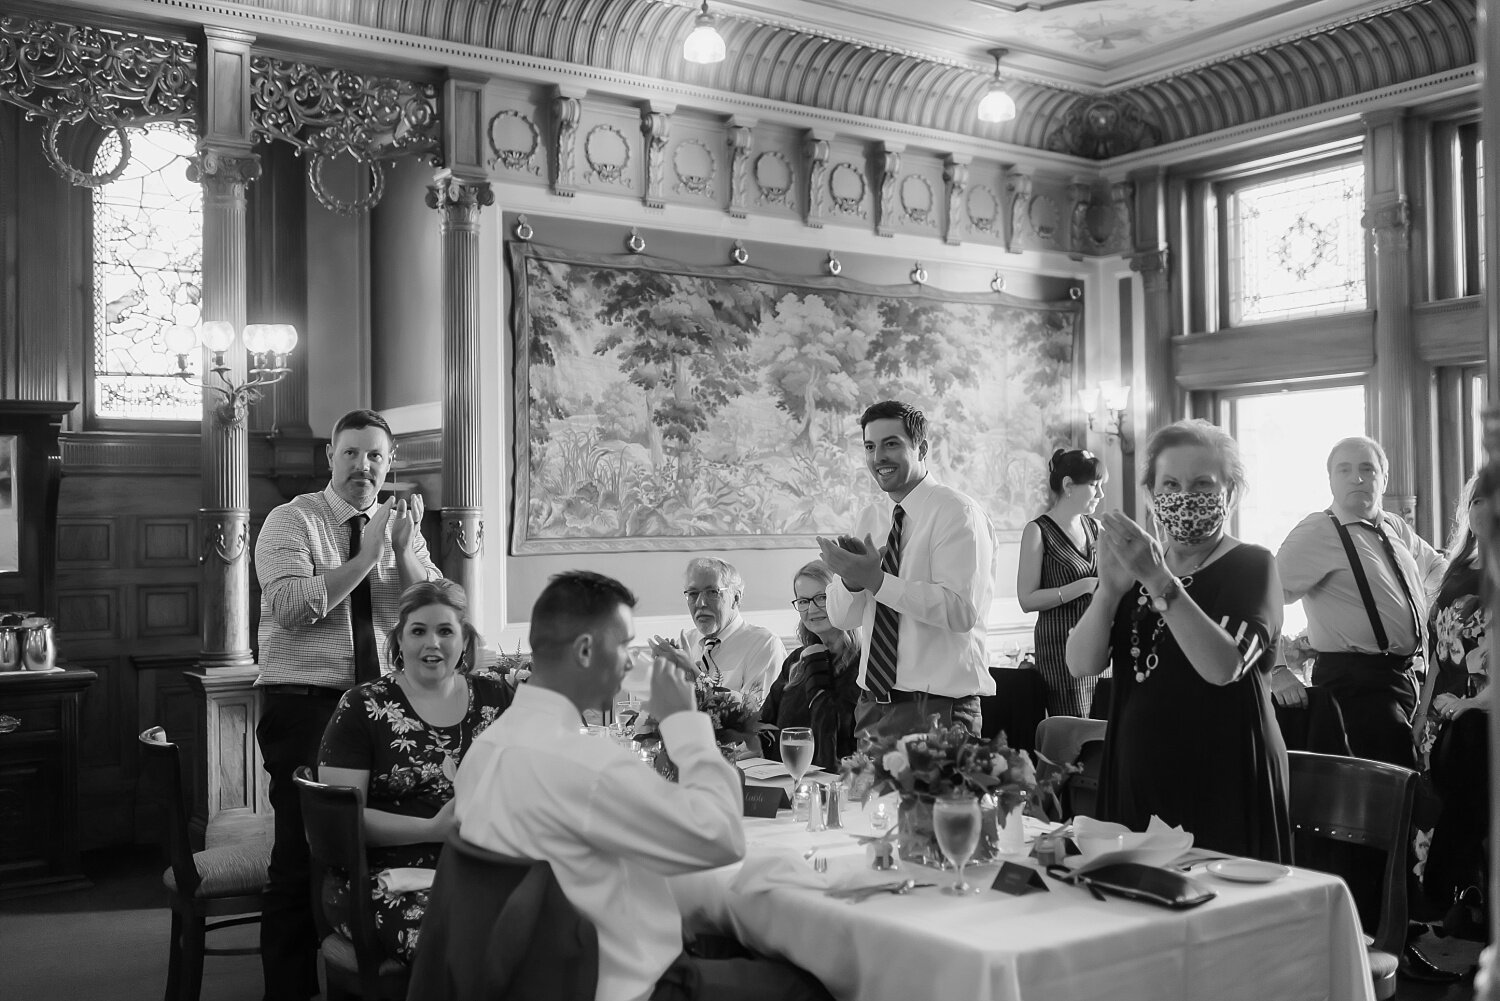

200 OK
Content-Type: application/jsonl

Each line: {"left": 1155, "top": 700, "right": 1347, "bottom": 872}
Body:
{"left": 426, "top": 172, "right": 495, "bottom": 228}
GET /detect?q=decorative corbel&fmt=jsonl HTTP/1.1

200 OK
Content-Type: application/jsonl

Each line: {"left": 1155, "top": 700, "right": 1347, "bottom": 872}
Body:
{"left": 550, "top": 89, "right": 582, "bottom": 197}
{"left": 727, "top": 119, "right": 755, "bottom": 219}
{"left": 942, "top": 154, "right": 970, "bottom": 246}
{"left": 804, "top": 131, "right": 831, "bottom": 229}
{"left": 876, "top": 142, "right": 903, "bottom": 237}
{"left": 1005, "top": 170, "right": 1033, "bottom": 253}
{"left": 640, "top": 104, "right": 673, "bottom": 209}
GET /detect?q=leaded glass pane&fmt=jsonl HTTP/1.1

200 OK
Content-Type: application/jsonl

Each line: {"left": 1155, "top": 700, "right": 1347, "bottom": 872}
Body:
{"left": 92, "top": 123, "right": 202, "bottom": 421}
{"left": 1226, "top": 161, "right": 1367, "bottom": 326}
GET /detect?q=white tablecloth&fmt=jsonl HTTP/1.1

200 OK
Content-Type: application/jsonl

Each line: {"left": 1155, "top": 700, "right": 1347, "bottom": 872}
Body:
{"left": 671, "top": 816, "right": 1374, "bottom": 1001}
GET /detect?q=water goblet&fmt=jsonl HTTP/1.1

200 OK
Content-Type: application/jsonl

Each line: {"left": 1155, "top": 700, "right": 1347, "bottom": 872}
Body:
{"left": 934, "top": 792, "right": 982, "bottom": 896}
{"left": 780, "top": 726, "right": 815, "bottom": 820}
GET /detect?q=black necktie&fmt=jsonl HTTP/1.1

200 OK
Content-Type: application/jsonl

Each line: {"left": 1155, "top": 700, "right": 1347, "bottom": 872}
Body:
{"left": 348, "top": 514, "right": 380, "bottom": 684}
{"left": 1367, "top": 518, "right": 1425, "bottom": 653}
{"left": 865, "top": 505, "right": 904, "bottom": 701}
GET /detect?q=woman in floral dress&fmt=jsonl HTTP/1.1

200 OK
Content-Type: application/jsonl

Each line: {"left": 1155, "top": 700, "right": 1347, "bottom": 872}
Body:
{"left": 318, "top": 579, "right": 513, "bottom": 964}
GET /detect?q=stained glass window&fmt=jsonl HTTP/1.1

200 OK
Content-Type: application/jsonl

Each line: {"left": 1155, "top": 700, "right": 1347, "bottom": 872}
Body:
{"left": 92, "top": 123, "right": 202, "bottom": 421}
{"left": 1225, "top": 160, "right": 1367, "bottom": 326}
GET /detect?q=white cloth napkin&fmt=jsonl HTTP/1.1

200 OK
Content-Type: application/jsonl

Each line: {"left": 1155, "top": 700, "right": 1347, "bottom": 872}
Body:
{"left": 375, "top": 867, "right": 436, "bottom": 894}
{"left": 1070, "top": 815, "right": 1193, "bottom": 873}
{"left": 729, "top": 852, "right": 833, "bottom": 895}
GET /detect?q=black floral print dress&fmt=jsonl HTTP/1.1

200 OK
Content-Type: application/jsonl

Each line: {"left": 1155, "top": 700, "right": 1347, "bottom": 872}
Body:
{"left": 317, "top": 671, "right": 512, "bottom": 964}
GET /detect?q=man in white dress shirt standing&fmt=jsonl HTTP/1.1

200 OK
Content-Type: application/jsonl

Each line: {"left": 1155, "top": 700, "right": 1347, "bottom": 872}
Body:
{"left": 455, "top": 571, "right": 831, "bottom": 1001}
{"left": 677, "top": 557, "right": 785, "bottom": 702}
{"left": 818, "top": 400, "right": 996, "bottom": 738}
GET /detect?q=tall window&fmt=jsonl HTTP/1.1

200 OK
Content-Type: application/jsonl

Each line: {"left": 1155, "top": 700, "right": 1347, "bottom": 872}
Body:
{"left": 91, "top": 123, "right": 202, "bottom": 422}
{"left": 1222, "top": 159, "right": 1367, "bottom": 326}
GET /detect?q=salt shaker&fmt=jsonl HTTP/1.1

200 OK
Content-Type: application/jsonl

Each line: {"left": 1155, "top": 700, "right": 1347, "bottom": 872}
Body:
{"left": 824, "top": 782, "right": 845, "bottom": 830}
{"left": 805, "top": 784, "right": 827, "bottom": 832}
{"left": 792, "top": 783, "right": 811, "bottom": 822}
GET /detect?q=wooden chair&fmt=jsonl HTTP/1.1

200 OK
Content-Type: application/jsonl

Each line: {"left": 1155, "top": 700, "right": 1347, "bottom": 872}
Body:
{"left": 1034, "top": 716, "right": 1107, "bottom": 820}
{"left": 407, "top": 831, "right": 598, "bottom": 1001}
{"left": 136, "top": 726, "right": 268, "bottom": 1001}
{"left": 293, "top": 765, "right": 410, "bottom": 1001}
{"left": 1286, "top": 750, "right": 1419, "bottom": 1001}
{"left": 980, "top": 667, "right": 1049, "bottom": 753}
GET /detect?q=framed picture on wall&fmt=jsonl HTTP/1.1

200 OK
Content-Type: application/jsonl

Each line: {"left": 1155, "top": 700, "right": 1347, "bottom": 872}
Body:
{"left": 509, "top": 242, "right": 1082, "bottom": 554}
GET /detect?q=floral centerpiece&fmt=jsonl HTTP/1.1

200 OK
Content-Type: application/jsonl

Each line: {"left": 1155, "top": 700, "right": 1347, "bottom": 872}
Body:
{"left": 841, "top": 716, "right": 1070, "bottom": 866}
{"left": 634, "top": 680, "right": 774, "bottom": 779}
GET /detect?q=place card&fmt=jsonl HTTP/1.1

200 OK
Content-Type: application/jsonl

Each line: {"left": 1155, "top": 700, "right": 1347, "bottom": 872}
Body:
{"left": 743, "top": 785, "right": 786, "bottom": 818}
{"left": 991, "top": 861, "right": 1049, "bottom": 896}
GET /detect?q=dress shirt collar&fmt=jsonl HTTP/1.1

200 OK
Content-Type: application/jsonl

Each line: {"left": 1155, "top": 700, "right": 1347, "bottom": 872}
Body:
{"left": 701, "top": 611, "right": 745, "bottom": 644}
{"left": 890, "top": 473, "right": 939, "bottom": 518}
{"left": 1328, "top": 504, "right": 1392, "bottom": 531}
{"left": 510, "top": 683, "right": 587, "bottom": 727}
{"left": 322, "top": 483, "right": 374, "bottom": 524}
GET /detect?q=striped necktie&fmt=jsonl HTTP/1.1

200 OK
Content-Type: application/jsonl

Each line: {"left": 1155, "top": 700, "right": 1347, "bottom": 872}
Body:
{"left": 702, "top": 635, "right": 723, "bottom": 687}
{"left": 865, "top": 505, "right": 904, "bottom": 701}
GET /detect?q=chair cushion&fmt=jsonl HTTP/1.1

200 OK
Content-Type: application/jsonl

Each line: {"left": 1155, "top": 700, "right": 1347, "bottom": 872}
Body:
{"left": 1367, "top": 947, "right": 1399, "bottom": 982}
{"left": 162, "top": 843, "right": 271, "bottom": 898}
{"left": 321, "top": 933, "right": 410, "bottom": 977}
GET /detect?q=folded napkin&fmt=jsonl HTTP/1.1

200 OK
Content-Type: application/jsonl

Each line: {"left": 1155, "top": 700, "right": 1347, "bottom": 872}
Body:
{"left": 1070, "top": 815, "right": 1193, "bottom": 873}
{"left": 729, "top": 853, "right": 833, "bottom": 895}
{"left": 375, "top": 867, "right": 436, "bottom": 894}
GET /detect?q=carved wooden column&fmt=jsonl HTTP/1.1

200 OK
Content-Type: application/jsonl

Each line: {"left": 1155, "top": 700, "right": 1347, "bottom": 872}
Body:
{"left": 1363, "top": 111, "right": 1419, "bottom": 527}
{"left": 1128, "top": 166, "right": 1176, "bottom": 467}
{"left": 429, "top": 74, "right": 493, "bottom": 616}
{"left": 185, "top": 26, "right": 266, "bottom": 842}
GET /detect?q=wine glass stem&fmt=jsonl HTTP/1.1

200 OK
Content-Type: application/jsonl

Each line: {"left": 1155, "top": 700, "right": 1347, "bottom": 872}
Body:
{"left": 955, "top": 860, "right": 968, "bottom": 892}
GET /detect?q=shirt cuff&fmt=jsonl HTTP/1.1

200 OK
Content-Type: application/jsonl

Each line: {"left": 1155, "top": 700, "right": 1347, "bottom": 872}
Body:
{"left": 659, "top": 709, "right": 718, "bottom": 756}
{"left": 876, "top": 571, "right": 907, "bottom": 608}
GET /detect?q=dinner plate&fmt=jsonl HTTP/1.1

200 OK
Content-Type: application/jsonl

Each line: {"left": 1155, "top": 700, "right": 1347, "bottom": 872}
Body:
{"left": 1206, "top": 859, "right": 1291, "bottom": 883}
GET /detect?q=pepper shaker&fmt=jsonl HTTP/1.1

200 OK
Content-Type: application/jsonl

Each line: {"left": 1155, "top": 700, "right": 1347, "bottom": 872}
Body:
{"left": 824, "top": 781, "right": 844, "bottom": 830}
{"left": 805, "top": 783, "right": 827, "bottom": 832}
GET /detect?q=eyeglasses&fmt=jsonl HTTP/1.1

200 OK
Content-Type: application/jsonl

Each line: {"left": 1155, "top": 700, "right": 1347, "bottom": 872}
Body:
{"left": 790, "top": 594, "right": 829, "bottom": 611}
{"left": 684, "top": 588, "right": 726, "bottom": 603}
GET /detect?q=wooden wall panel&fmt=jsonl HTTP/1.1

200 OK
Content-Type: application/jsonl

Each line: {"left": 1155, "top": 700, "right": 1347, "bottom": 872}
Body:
{"left": 139, "top": 519, "right": 197, "bottom": 566}
{"left": 56, "top": 520, "right": 113, "bottom": 567}
{"left": 139, "top": 586, "right": 198, "bottom": 638}
{"left": 56, "top": 589, "right": 118, "bottom": 640}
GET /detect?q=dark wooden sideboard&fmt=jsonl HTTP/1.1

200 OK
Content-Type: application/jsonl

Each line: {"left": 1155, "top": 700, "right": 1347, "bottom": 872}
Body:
{"left": 0, "top": 668, "right": 97, "bottom": 895}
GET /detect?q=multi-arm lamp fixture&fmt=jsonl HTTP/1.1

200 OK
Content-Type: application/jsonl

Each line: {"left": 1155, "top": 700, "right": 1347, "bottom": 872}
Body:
{"left": 164, "top": 320, "right": 298, "bottom": 429}
{"left": 1079, "top": 380, "right": 1131, "bottom": 448}
{"left": 683, "top": 0, "right": 727, "bottom": 64}
{"left": 977, "top": 47, "right": 1018, "bottom": 123}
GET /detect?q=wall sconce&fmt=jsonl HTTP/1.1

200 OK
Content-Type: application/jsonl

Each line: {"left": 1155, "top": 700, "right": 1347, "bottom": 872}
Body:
{"left": 683, "top": 0, "right": 727, "bottom": 64}
{"left": 165, "top": 320, "right": 298, "bottom": 430}
{"left": 1079, "top": 380, "right": 1131, "bottom": 449}
{"left": 977, "top": 47, "right": 1017, "bottom": 124}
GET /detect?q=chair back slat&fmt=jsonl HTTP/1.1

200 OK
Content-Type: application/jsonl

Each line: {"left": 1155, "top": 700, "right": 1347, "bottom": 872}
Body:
{"left": 1034, "top": 717, "right": 1107, "bottom": 820}
{"left": 137, "top": 726, "right": 201, "bottom": 898}
{"left": 1286, "top": 750, "right": 1417, "bottom": 957}
{"left": 293, "top": 765, "right": 388, "bottom": 994}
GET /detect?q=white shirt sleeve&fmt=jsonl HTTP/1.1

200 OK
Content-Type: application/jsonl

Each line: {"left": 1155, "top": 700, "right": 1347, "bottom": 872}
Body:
{"left": 875, "top": 502, "right": 993, "bottom": 633}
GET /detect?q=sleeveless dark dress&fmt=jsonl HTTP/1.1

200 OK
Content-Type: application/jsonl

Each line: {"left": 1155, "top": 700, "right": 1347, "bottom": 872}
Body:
{"left": 1032, "top": 514, "right": 1100, "bottom": 716}
{"left": 317, "top": 671, "right": 513, "bottom": 964}
{"left": 1098, "top": 542, "right": 1291, "bottom": 863}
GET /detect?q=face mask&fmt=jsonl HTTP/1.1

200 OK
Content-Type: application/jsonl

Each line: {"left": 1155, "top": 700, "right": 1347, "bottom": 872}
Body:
{"left": 1152, "top": 490, "right": 1228, "bottom": 545}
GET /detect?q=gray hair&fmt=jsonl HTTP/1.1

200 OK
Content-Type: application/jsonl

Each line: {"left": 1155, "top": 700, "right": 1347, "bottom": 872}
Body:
{"left": 1140, "top": 418, "right": 1248, "bottom": 503}
{"left": 684, "top": 557, "right": 743, "bottom": 598}
{"left": 1326, "top": 436, "right": 1388, "bottom": 476}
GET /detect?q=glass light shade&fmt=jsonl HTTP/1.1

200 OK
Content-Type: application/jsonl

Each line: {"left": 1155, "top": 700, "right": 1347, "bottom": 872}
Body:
{"left": 1078, "top": 387, "right": 1101, "bottom": 415}
{"left": 163, "top": 324, "right": 198, "bottom": 355}
{"left": 199, "top": 320, "right": 236, "bottom": 353}
{"left": 242, "top": 324, "right": 273, "bottom": 354}
{"left": 1102, "top": 381, "right": 1131, "bottom": 412}
{"left": 267, "top": 323, "right": 299, "bottom": 355}
{"left": 683, "top": 17, "right": 726, "bottom": 64}
{"left": 977, "top": 86, "right": 1017, "bottom": 124}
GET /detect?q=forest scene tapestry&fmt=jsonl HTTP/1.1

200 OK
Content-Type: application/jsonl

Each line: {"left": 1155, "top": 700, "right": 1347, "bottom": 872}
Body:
{"left": 510, "top": 242, "right": 1081, "bottom": 554}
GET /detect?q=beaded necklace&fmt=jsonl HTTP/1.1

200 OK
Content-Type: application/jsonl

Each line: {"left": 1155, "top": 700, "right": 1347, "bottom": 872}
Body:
{"left": 1128, "top": 538, "right": 1226, "bottom": 684}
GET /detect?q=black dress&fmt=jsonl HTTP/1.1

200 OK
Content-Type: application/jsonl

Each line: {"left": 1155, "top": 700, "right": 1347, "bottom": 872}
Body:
{"left": 1031, "top": 514, "right": 1101, "bottom": 716}
{"left": 317, "top": 671, "right": 513, "bottom": 964}
{"left": 758, "top": 643, "right": 861, "bottom": 771}
{"left": 1098, "top": 542, "right": 1291, "bottom": 863}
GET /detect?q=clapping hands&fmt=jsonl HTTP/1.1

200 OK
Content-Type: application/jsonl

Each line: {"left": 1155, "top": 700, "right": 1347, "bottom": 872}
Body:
{"left": 1096, "top": 511, "right": 1166, "bottom": 593}
{"left": 815, "top": 533, "right": 884, "bottom": 592}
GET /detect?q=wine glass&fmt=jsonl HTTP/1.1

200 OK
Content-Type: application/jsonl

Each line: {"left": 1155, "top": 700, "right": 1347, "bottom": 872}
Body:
{"left": 934, "top": 793, "right": 982, "bottom": 895}
{"left": 780, "top": 726, "right": 814, "bottom": 818}
{"left": 614, "top": 696, "right": 642, "bottom": 738}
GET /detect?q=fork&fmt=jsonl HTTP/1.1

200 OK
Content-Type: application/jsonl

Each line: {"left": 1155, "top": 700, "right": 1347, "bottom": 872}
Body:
{"left": 813, "top": 856, "right": 828, "bottom": 874}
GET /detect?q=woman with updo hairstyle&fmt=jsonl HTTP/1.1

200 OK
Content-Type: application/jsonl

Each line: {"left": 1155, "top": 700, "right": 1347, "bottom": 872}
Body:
{"left": 317, "top": 579, "right": 513, "bottom": 964}
{"left": 1065, "top": 419, "right": 1289, "bottom": 862}
{"left": 1017, "top": 447, "right": 1106, "bottom": 715}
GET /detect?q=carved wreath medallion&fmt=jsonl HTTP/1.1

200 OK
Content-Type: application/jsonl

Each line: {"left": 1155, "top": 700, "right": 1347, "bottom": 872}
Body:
{"left": 488, "top": 109, "right": 541, "bottom": 175}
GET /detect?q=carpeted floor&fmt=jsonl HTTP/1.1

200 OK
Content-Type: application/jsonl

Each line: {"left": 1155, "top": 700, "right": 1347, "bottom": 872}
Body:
{"left": 0, "top": 844, "right": 1486, "bottom": 1001}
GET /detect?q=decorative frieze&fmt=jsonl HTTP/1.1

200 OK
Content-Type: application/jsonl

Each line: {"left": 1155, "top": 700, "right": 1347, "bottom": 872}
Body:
{"left": 583, "top": 123, "right": 632, "bottom": 187}
{"left": 754, "top": 150, "right": 794, "bottom": 209}
{"left": 488, "top": 108, "right": 541, "bottom": 175}
{"left": 249, "top": 56, "right": 440, "bottom": 215}
{"left": 672, "top": 138, "right": 716, "bottom": 199}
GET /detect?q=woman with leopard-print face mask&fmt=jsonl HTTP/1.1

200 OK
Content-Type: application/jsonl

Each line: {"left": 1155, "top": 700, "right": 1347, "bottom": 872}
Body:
{"left": 1065, "top": 418, "right": 1291, "bottom": 863}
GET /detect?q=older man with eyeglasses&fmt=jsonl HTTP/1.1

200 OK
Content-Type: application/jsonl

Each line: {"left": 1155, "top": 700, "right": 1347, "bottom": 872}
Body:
{"left": 677, "top": 557, "right": 786, "bottom": 702}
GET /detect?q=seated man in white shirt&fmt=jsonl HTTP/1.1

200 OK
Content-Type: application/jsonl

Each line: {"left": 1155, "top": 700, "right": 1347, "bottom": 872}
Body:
{"left": 678, "top": 557, "right": 786, "bottom": 702}
{"left": 455, "top": 570, "right": 831, "bottom": 1001}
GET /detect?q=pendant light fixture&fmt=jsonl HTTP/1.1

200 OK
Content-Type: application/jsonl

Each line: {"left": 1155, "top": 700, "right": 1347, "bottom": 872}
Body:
{"left": 683, "top": 0, "right": 727, "bottom": 65}
{"left": 977, "top": 47, "right": 1017, "bottom": 123}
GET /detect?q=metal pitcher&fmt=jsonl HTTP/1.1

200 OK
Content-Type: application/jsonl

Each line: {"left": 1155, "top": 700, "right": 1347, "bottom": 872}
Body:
{"left": 0, "top": 613, "right": 26, "bottom": 672}
{"left": 20, "top": 616, "right": 55, "bottom": 671}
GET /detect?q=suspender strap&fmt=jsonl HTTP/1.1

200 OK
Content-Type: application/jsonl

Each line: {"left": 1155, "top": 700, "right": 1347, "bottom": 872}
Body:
{"left": 1325, "top": 510, "right": 1391, "bottom": 653}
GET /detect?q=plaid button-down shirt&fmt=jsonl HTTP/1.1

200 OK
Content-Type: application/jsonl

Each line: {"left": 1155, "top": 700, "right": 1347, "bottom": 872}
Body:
{"left": 254, "top": 484, "right": 442, "bottom": 689}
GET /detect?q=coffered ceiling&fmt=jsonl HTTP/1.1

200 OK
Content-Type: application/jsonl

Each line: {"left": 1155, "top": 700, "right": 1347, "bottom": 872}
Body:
{"left": 727, "top": 0, "right": 1393, "bottom": 89}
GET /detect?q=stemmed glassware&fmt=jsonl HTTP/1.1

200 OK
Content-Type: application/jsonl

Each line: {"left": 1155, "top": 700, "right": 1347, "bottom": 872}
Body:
{"left": 780, "top": 726, "right": 814, "bottom": 817}
{"left": 934, "top": 792, "right": 982, "bottom": 895}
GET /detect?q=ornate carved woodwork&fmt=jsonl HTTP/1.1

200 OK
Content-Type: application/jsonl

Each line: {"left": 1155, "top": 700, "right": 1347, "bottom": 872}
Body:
{"left": 726, "top": 122, "right": 752, "bottom": 219}
{"left": 942, "top": 155, "right": 968, "bottom": 246}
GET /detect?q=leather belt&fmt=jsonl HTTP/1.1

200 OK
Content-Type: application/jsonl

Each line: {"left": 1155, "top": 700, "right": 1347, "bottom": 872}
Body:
{"left": 260, "top": 683, "right": 347, "bottom": 699}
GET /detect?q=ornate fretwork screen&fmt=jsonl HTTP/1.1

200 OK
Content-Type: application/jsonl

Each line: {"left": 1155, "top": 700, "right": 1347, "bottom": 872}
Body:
{"left": 1225, "top": 160, "right": 1367, "bottom": 326}
{"left": 91, "top": 123, "right": 202, "bottom": 422}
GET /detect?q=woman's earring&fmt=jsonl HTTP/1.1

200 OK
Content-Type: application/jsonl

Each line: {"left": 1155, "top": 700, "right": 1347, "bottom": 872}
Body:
{"left": 393, "top": 650, "right": 404, "bottom": 671}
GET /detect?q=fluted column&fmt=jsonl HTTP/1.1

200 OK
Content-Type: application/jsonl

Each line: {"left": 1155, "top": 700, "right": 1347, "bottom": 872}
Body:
{"left": 1362, "top": 111, "right": 1418, "bottom": 526}
{"left": 426, "top": 172, "right": 493, "bottom": 609}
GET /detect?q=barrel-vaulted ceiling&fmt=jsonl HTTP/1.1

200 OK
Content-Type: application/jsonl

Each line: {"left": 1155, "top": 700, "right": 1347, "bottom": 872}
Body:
{"left": 193, "top": 0, "right": 1478, "bottom": 158}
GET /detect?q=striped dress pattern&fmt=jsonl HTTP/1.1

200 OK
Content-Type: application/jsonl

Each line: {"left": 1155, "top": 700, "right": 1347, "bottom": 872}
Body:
{"left": 1032, "top": 514, "right": 1100, "bottom": 717}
